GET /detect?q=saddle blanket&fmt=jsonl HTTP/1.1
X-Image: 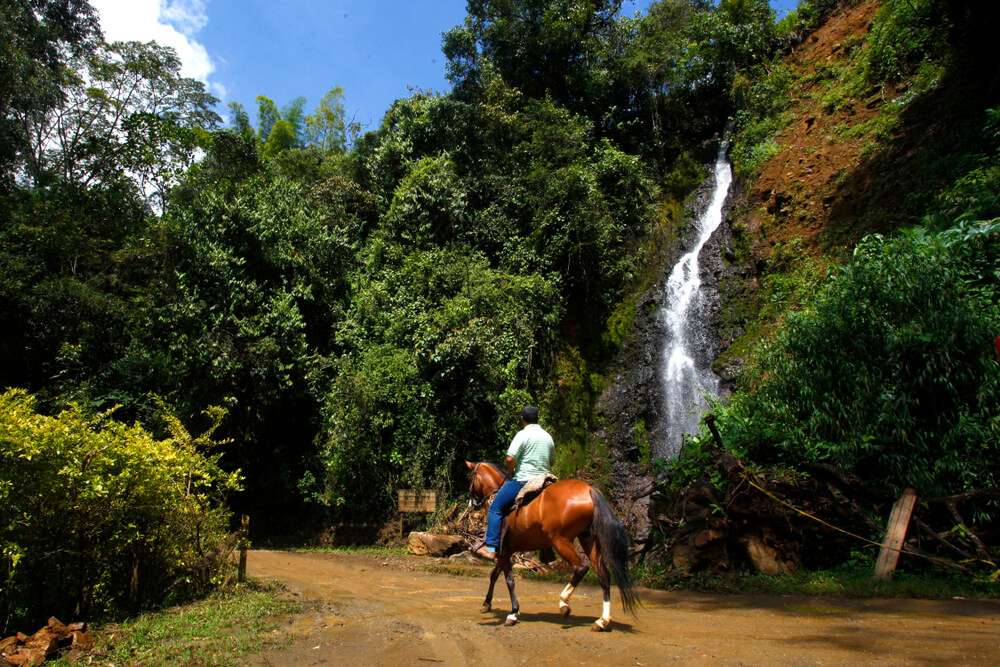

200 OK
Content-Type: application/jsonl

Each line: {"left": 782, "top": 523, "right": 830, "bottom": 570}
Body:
{"left": 511, "top": 473, "right": 558, "bottom": 510}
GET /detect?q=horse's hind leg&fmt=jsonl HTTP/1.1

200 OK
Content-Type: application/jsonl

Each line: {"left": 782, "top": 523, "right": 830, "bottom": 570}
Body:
{"left": 551, "top": 537, "right": 589, "bottom": 618}
{"left": 587, "top": 539, "right": 613, "bottom": 631}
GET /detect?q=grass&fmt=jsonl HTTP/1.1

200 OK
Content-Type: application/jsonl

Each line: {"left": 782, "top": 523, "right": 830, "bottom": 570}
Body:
{"left": 72, "top": 581, "right": 299, "bottom": 667}
{"left": 633, "top": 564, "right": 999, "bottom": 600}
{"left": 292, "top": 545, "right": 409, "bottom": 556}
{"left": 418, "top": 546, "right": 998, "bottom": 602}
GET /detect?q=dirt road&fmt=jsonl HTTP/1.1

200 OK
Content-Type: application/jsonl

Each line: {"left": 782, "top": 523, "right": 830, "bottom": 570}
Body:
{"left": 245, "top": 550, "right": 999, "bottom": 666}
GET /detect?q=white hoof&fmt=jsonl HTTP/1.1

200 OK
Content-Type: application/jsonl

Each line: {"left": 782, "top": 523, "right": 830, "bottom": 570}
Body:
{"left": 505, "top": 613, "right": 518, "bottom": 626}
{"left": 592, "top": 618, "right": 610, "bottom": 632}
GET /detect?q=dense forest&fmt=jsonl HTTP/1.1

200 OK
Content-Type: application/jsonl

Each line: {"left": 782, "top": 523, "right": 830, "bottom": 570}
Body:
{"left": 2, "top": 0, "right": 998, "bottom": 629}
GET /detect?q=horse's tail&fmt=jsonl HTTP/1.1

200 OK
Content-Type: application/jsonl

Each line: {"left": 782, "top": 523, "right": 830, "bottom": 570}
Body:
{"left": 589, "top": 488, "right": 640, "bottom": 615}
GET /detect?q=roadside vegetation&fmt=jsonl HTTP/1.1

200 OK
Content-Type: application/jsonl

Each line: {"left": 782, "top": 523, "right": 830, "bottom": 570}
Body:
{"left": 79, "top": 582, "right": 296, "bottom": 667}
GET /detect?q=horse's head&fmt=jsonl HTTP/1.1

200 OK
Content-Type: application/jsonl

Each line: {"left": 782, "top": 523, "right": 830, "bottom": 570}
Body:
{"left": 465, "top": 460, "right": 503, "bottom": 508}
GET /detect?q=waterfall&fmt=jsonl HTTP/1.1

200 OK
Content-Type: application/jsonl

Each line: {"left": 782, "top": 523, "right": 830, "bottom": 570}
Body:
{"left": 658, "top": 138, "right": 733, "bottom": 458}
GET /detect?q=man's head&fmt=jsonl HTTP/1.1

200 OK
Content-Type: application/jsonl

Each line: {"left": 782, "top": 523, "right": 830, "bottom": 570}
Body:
{"left": 520, "top": 405, "right": 539, "bottom": 424}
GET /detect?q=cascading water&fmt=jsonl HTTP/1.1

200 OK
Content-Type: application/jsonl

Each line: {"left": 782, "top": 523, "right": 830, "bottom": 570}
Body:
{"left": 658, "top": 137, "right": 733, "bottom": 457}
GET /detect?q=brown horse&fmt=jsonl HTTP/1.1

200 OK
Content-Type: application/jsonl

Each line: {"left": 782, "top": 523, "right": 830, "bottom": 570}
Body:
{"left": 465, "top": 461, "right": 639, "bottom": 631}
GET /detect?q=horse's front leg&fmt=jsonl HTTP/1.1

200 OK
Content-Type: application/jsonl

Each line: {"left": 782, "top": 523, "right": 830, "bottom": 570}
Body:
{"left": 501, "top": 552, "right": 520, "bottom": 626}
{"left": 481, "top": 561, "right": 502, "bottom": 613}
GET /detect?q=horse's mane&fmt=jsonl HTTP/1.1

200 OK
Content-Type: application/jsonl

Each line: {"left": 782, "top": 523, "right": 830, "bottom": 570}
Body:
{"left": 478, "top": 461, "right": 504, "bottom": 477}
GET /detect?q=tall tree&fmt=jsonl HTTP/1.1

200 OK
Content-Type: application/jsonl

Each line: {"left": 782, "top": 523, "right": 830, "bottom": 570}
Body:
{"left": 0, "top": 0, "right": 100, "bottom": 190}
{"left": 18, "top": 40, "right": 220, "bottom": 210}
{"left": 255, "top": 95, "right": 280, "bottom": 143}
{"left": 444, "top": 0, "right": 623, "bottom": 106}
{"left": 304, "top": 87, "right": 348, "bottom": 154}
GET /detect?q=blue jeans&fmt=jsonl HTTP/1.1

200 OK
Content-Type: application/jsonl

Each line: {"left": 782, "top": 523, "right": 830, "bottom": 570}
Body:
{"left": 485, "top": 479, "right": 525, "bottom": 549}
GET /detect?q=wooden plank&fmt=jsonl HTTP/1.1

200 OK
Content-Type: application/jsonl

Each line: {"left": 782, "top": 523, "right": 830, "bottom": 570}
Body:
{"left": 873, "top": 488, "right": 917, "bottom": 580}
{"left": 398, "top": 489, "right": 439, "bottom": 513}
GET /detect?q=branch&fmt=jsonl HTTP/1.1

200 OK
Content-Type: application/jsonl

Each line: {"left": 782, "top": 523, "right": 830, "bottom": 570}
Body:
{"left": 926, "top": 488, "right": 1000, "bottom": 505}
{"left": 911, "top": 514, "right": 974, "bottom": 561}
{"left": 945, "top": 501, "right": 993, "bottom": 562}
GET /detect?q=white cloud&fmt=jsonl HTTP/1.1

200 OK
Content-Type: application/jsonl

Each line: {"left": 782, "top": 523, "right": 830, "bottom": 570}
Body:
{"left": 90, "top": 0, "right": 221, "bottom": 96}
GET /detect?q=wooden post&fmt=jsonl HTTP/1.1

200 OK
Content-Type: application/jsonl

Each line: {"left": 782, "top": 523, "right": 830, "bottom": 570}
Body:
{"left": 873, "top": 488, "right": 917, "bottom": 580}
{"left": 238, "top": 514, "right": 249, "bottom": 583}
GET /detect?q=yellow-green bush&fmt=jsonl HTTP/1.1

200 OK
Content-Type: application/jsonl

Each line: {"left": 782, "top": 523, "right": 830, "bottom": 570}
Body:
{"left": 1, "top": 390, "right": 241, "bottom": 630}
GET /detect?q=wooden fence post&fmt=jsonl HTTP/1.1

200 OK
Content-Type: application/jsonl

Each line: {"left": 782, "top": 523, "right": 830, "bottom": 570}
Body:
{"left": 873, "top": 488, "right": 917, "bottom": 580}
{"left": 238, "top": 514, "right": 249, "bottom": 583}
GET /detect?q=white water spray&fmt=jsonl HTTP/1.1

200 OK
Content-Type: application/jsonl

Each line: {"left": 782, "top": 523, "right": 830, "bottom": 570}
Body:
{"left": 659, "top": 138, "right": 733, "bottom": 457}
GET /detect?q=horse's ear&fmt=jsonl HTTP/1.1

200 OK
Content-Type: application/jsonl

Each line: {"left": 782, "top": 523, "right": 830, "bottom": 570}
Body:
{"left": 465, "top": 461, "right": 475, "bottom": 469}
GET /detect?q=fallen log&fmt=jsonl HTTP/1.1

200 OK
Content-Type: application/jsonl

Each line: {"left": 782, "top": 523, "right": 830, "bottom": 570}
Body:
{"left": 406, "top": 532, "right": 468, "bottom": 557}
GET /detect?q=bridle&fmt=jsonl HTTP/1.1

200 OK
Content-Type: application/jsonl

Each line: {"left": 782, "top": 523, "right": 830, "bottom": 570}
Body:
{"left": 468, "top": 462, "right": 501, "bottom": 509}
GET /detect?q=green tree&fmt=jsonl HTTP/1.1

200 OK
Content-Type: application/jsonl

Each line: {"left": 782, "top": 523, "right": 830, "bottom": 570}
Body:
{"left": 444, "top": 0, "right": 624, "bottom": 106}
{"left": 115, "top": 168, "right": 356, "bottom": 532}
{"left": 228, "top": 101, "right": 255, "bottom": 140}
{"left": 262, "top": 118, "right": 297, "bottom": 158}
{"left": 19, "top": 40, "right": 220, "bottom": 210}
{"left": 317, "top": 245, "right": 561, "bottom": 516}
{"left": 304, "top": 86, "right": 348, "bottom": 154}
{"left": 255, "top": 95, "right": 280, "bottom": 142}
{"left": 0, "top": 0, "right": 100, "bottom": 190}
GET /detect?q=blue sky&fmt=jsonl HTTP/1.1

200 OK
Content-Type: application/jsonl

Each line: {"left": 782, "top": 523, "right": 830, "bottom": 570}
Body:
{"left": 92, "top": 0, "right": 799, "bottom": 134}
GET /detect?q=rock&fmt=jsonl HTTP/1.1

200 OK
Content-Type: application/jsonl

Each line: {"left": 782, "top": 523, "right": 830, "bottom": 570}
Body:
{"left": 70, "top": 631, "right": 93, "bottom": 652}
{"left": 5, "top": 648, "right": 45, "bottom": 666}
{"left": 23, "top": 628, "right": 58, "bottom": 657}
{"left": 746, "top": 532, "right": 798, "bottom": 576}
{"left": 45, "top": 619, "right": 67, "bottom": 636}
{"left": 62, "top": 649, "right": 85, "bottom": 665}
{"left": 406, "top": 532, "right": 467, "bottom": 557}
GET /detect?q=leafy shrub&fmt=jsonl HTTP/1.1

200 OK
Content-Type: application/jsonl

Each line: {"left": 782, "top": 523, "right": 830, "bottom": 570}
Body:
{"left": 1, "top": 390, "right": 240, "bottom": 630}
{"left": 865, "top": 0, "right": 950, "bottom": 82}
{"left": 714, "top": 226, "right": 1000, "bottom": 498}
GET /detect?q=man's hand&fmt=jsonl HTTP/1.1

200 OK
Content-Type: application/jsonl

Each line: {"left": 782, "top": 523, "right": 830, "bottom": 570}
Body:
{"left": 505, "top": 455, "right": 516, "bottom": 478}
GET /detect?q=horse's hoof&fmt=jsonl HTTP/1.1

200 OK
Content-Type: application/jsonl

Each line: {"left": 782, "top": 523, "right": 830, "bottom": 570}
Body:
{"left": 560, "top": 605, "right": 571, "bottom": 618}
{"left": 480, "top": 604, "right": 491, "bottom": 614}
{"left": 504, "top": 614, "right": 518, "bottom": 626}
{"left": 591, "top": 619, "right": 609, "bottom": 632}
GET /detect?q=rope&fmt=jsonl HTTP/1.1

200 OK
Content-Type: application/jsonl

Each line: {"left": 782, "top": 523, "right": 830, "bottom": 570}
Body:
{"left": 739, "top": 472, "right": 999, "bottom": 574}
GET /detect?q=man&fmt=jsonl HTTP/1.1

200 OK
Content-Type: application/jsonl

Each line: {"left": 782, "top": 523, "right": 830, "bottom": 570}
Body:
{"left": 478, "top": 405, "right": 555, "bottom": 560}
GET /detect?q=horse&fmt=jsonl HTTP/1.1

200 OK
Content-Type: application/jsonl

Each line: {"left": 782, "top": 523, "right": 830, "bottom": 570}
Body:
{"left": 465, "top": 460, "right": 639, "bottom": 631}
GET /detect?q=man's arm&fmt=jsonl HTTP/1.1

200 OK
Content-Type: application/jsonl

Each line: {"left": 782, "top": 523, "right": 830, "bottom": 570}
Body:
{"left": 505, "top": 455, "right": 516, "bottom": 478}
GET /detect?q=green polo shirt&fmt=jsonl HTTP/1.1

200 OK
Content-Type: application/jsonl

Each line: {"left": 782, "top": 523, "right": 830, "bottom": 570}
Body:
{"left": 507, "top": 423, "right": 555, "bottom": 482}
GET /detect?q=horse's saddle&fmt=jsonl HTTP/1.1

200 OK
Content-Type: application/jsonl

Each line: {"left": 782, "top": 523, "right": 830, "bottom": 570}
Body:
{"left": 501, "top": 473, "right": 559, "bottom": 563}
{"left": 510, "top": 473, "right": 558, "bottom": 512}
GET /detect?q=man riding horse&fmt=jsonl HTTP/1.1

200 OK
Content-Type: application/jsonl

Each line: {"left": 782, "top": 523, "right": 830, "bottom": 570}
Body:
{"left": 476, "top": 405, "right": 554, "bottom": 561}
